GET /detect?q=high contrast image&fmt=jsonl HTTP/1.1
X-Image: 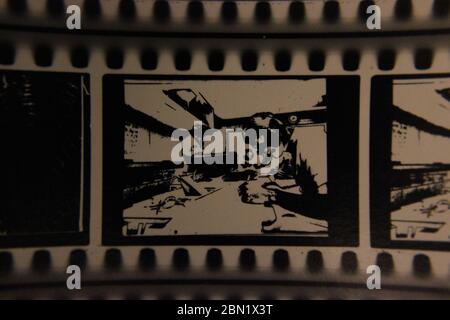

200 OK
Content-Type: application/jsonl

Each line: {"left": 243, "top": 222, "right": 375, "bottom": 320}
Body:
{"left": 103, "top": 75, "right": 359, "bottom": 245}
{"left": 372, "top": 74, "right": 450, "bottom": 249}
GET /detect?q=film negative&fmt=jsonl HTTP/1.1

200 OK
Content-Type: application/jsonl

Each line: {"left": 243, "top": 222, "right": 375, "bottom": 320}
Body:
{"left": 0, "top": 0, "right": 450, "bottom": 300}
{"left": 371, "top": 73, "right": 450, "bottom": 251}
{"left": 0, "top": 70, "right": 90, "bottom": 248}
{"left": 103, "top": 75, "right": 359, "bottom": 246}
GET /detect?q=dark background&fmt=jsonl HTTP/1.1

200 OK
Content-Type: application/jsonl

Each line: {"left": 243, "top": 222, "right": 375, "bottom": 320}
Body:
{"left": 0, "top": 71, "right": 90, "bottom": 247}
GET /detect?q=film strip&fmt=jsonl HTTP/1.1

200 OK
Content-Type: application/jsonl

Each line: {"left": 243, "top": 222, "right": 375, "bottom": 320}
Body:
{"left": 1, "top": 0, "right": 450, "bottom": 299}
{"left": 1, "top": 0, "right": 450, "bottom": 33}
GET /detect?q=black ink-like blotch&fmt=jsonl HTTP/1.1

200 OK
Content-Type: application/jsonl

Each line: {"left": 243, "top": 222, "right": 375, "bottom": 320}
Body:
{"left": 306, "top": 250, "right": 324, "bottom": 274}
{"left": 32, "top": 250, "right": 52, "bottom": 273}
{"left": 153, "top": 0, "right": 170, "bottom": 23}
{"left": 34, "top": 44, "right": 54, "bottom": 67}
{"left": 378, "top": 48, "right": 396, "bottom": 70}
{"left": 323, "top": 0, "right": 340, "bottom": 24}
{"left": 413, "top": 254, "right": 432, "bottom": 278}
{"left": 343, "top": 49, "right": 360, "bottom": 71}
{"left": 106, "top": 48, "right": 124, "bottom": 69}
{"left": 241, "top": 49, "right": 258, "bottom": 71}
{"left": 376, "top": 252, "right": 394, "bottom": 275}
{"left": 289, "top": 1, "right": 305, "bottom": 24}
{"left": 84, "top": 0, "right": 102, "bottom": 19}
{"left": 208, "top": 50, "right": 225, "bottom": 71}
{"left": 173, "top": 248, "right": 190, "bottom": 271}
{"left": 104, "top": 248, "right": 123, "bottom": 271}
{"left": 414, "top": 48, "right": 433, "bottom": 70}
{"left": 47, "top": 0, "right": 65, "bottom": 17}
{"left": 206, "top": 248, "right": 223, "bottom": 271}
{"left": 255, "top": 1, "right": 271, "bottom": 24}
{"left": 275, "top": 50, "right": 292, "bottom": 72}
{"left": 71, "top": 46, "right": 89, "bottom": 68}
{"left": 119, "top": 0, "right": 136, "bottom": 21}
{"left": 221, "top": 1, "right": 238, "bottom": 24}
{"left": 139, "top": 248, "right": 156, "bottom": 271}
{"left": 0, "top": 42, "right": 15, "bottom": 65}
{"left": 273, "top": 249, "right": 290, "bottom": 272}
{"left": 69, "top": 249, "right": 87, "bottom": 270}
{"left": 433, "top": 0, "right": 450, "bottom": 19}
{"left": 308, "top": 50, "right": 325, "bottom": 71}
{"left": 341, "top": 251, "right": 358, "bottom": 274}
{"left": 175, "top": 49, "right": 192, "bottom": 71}
{"left": 187, "top": 1, "right": 204, "bottom": 24}
{"left": 394, "top": 0, "right": 413, "bottom": 21}
{"left": 141, "top": 48, "right": 158, "bottom": 70}
{"left": 239, "top": 248, "right": 256, "bottom": 271}
{"left": 0, "top": 252, "right": 13, "bottom": 276}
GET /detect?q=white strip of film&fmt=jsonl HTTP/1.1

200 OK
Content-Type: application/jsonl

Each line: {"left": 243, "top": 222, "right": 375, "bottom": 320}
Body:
{"left": 0, "top": 0, "right": 450, "bottom": 300}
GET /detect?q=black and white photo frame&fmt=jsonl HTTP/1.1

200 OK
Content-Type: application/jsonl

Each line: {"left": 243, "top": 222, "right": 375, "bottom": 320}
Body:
{"left": 371, "top": 73, "right": 450, "bottom": 251}
{"left": 103, "top": 74, "right": 359, "bottom": 246}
